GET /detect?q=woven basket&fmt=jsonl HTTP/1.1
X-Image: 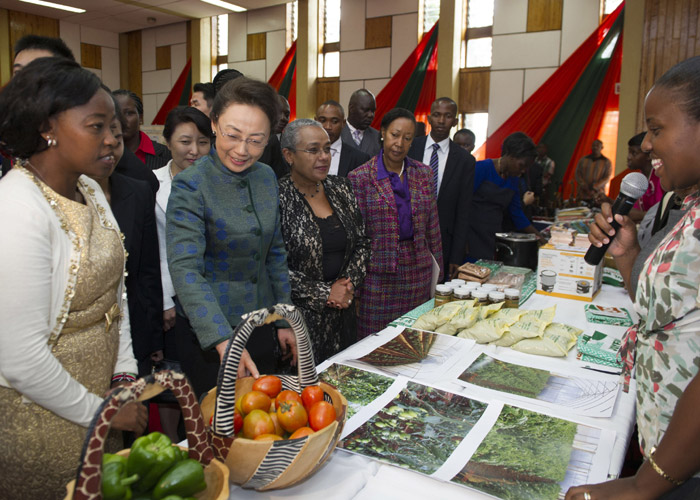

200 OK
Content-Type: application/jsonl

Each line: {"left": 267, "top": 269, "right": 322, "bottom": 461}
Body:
{"left": 203, "top": 303, "right": 347, "bottom": 491}
{"left": 65, "top": 370, "right": 229, "bottom": 500}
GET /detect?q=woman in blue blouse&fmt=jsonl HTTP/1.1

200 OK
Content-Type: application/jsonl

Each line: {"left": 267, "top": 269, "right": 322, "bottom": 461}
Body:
{"left": 466, "top": 132, "right": 542, "bottom": 261}
{"left": 166, "top": 78, "right": 296, "bottom": 395}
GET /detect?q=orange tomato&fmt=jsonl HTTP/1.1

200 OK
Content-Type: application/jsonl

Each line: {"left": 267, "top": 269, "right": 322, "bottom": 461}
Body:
{"left": 268, "top": 411, "right": 284, "bottom": 436}
{"left": 241, "top": 390, "right": 271, "bottom": 415}
{"left": 301, "top": 385, "right": 325, "bottom": 411}
{"left": 275, "top": 389, "right": 303, "bottom": 409}
{"left": 276, "top": 400, "right": 308, "bottom": 433}
{"left": 308, "top": 401, "right": 336, "bottom": 431}
{"left": 254, "top": 433, "right": 283, "bottom": 441}
{"left": 289, "top": 427, "right": 315, "bottom": 439}
{"left": 252, "top": 375, "right": 283, "bottom": 398}
{"left": 243, "top": 409, "right": 275, "bottom": 439}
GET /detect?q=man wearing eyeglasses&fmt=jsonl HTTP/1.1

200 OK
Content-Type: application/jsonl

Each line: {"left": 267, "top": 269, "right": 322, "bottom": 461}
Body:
{"left": 315, "top": 100, "right": 370, "bottom": 177}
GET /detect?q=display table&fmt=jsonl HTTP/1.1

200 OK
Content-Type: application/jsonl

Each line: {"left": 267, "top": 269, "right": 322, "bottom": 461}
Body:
{"left": 225, "top": 284, "right": 637, "bottom": 499}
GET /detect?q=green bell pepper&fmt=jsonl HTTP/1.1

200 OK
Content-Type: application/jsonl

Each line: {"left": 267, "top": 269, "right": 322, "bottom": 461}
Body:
{"left": 127, "top": 432, "right": 179, "bottom": 493}
{"left": 152, "top": 459, "right": 207, "bottom": 499}
{"left": 102, "top": 453, "right": 139, "bottom": 500}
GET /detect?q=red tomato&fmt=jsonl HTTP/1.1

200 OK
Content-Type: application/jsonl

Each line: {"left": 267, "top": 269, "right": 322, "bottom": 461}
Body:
{"left": 301, "top": 386, "right": 325, "bottom": 411}
{"left": 241, "top": 391, "right": 272, "bottom": 415}
{"left": 234, "top": 411, "right": 243, "bottom": 435}
{"left": 289, "top": 427, "right": 314, "bottom": 439}
{"left": 254, "top": 433, "right": 283, "bottom": 441}
{"left": 268, "top": 411, "right": 284, "bottom": 436}
{"left": 276, "top": 400, "right": 308, "bottom": 433}
{"left": 275, "top": 389, "right": 303, "bottom": 409}
{"left": 242, "top": 409, "right": 275, "bottom": 439}
{"left": 253, "top": 375, "right": 283, "bottom": 398}
{"left": 308, "top": 401, "right": 336, "bottom": 431}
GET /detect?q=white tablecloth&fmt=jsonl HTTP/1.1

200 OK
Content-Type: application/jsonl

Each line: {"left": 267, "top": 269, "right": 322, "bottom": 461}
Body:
{"left": 225, "top": 284, "right": 637, "bottom": 499}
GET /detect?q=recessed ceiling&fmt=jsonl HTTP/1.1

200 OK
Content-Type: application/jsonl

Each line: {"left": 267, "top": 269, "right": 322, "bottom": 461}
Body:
{"left": 3, "top": 0, "right": 291, "bottom": 33}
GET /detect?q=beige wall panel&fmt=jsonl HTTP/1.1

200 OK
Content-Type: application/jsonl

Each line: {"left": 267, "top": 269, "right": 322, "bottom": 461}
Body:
{"left": 143, "top": 93, "right": 158, "bottom": 127}
{"left": 366, "top": 0, "right": 418, "bottom": 18}
{"left": 266, "top": 30, "right": 287, "bottom": 80}
{"left": 340, "top": 47, "right": 391, "bottom": 80}
{"left": 80, "top": 25, "right": 118, "bottom": 49}
{"left": 142, "top": 28, "right": 156, "bottom": 72}
{"left": 228, "top": 13, "right": 247, "bottom": 62}
{"left": 488, "top": 69, "right": 524, "bottom": 134}
{"left": 492, "top": 30, "right": 561, "bottom": 69}
{"left": 101, "top": 47, "right": 120, "bottom": 91}
{"left": 391, "top": 13, "right": 418, "bottom": 76}
{"left": 523, "top": 66, "right": 556, "bottom": 100}
{"left": 155, "top": 22, "right": 186, "bottom": 47}
{"left": 59, "top": 21, "right": 81, "bottom": 64}
{"left": 171, "top": 42, "right": 187, "bottom": 75}
{"left": 338, "top": 79, "right": 364, "bottom": 110}
{"left": 340, "top": 0, "right": 365, "bottom": 51}
{"left": 229, "top": 59, "right": 267, "bottom": 80}
{"left": 247, "top": 5, "right": 286, "bottom": 33}
{"left": 493, "top": 0, "right": 528, "bottom": 35}
{"left": 363, "top": 77, "right": 390, "bottom": 98}
{"left": 143, "top": 69, "right": 172, "bottom": 94}
{"left": 560, "top": 0, "right": 599, "bottom": 63}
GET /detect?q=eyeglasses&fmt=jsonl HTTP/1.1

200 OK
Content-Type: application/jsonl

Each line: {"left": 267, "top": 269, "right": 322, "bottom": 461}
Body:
{"left": 216, "top": 125, "right": 268, "bottom": 151}
{"left": 289, "top": 146, "right": 334, "bottom": 157}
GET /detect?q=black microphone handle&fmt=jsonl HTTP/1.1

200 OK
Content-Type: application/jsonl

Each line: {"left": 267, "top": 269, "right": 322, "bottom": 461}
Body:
{"left": 583, "top": 195, "right": 636, "bottom": 266}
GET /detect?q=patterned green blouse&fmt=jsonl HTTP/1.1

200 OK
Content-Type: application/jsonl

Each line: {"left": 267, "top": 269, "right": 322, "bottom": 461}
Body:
{"left": 166, "top": 151, "right": 291, "bottom": 350}
{"left": 627, "top": 191, "right": 700, "bottom": 465}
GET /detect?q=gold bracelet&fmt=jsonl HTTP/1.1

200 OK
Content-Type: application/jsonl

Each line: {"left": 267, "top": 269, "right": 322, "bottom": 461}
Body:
{"left": 648, "top": 447, "right": 684, "bottom": 486}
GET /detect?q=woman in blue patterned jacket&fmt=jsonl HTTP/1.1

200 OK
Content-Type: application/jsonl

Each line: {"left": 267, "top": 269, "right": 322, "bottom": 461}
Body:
{"left": 166, "top": 78, "right": 296, "bottom": 396}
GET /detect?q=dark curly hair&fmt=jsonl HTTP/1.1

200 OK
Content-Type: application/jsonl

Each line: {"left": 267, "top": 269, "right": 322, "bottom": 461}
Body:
{"left": 163, "top": 106, "right": 214, "bottom": 142}
{"left": 210, "top": 77, "right": 279, "bottom": 133}
{"left": 654, "top": 55, "right": 700, "bottom": 123}
{"left": 0, "top": 57, "right": 103, "bottom": 159}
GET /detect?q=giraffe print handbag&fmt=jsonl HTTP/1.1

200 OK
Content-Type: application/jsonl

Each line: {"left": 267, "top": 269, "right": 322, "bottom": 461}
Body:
{"left": 65, "top": 370, "right": 229, "bottom": 500}
{"left": 201, "top": 304, "right": 347, "bottom": 491}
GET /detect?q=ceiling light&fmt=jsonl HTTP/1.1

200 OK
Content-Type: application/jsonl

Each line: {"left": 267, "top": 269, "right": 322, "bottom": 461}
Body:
{"left": 200, "top": 0, "right": 246, "bottom": 13}
{"left": 19, "top": 0, "right": 85, "bottom": 13}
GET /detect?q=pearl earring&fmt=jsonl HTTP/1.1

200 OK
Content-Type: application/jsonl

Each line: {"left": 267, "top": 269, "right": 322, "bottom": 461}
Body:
{"left": 46, "top": 137, "right": 57, "bottom": 147}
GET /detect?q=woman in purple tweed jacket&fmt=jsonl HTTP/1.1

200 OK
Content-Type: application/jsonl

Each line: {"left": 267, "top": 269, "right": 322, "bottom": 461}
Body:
{"left": 348, "top": 108, "right": 443, "bottom": 339}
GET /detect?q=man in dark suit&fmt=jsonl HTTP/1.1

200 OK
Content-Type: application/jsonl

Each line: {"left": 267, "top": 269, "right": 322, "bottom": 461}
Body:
{"left": 408, "top": 97, "right": 475, "bottom": 280}
{"left": 315, "top": 100, "right": 370, "bottom": 177}
{"left": 341, "top": 89, "right": 381, "bottom": 157}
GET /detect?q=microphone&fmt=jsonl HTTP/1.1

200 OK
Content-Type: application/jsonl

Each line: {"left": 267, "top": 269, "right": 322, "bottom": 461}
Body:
{"left": 584, "top": 172, "right": 649, "bottom": 266}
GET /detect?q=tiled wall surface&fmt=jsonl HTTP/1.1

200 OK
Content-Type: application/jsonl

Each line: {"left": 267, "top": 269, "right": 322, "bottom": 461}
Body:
{"left": 59, "top": 21, "right": 120, "bottom": 91}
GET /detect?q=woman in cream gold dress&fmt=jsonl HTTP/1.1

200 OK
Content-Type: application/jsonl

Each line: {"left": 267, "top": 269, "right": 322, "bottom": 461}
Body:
{"left": 0, "top": 57, "right": 147, "bottom": 499}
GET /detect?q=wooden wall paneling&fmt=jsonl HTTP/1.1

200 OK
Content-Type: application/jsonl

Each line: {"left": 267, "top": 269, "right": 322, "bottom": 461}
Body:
{"left": 81, "top": 43, "right": 102, "bottom": 69}
{"left": 156, "top": 45, "right": 171, "bottom": 70}
{"left": 365, "top": 16, "right": 392, "bottom": 49}
{"left": 526, "top": 0, "right": 563, "bottom": 33}
{"left": 8, "top": 10, "right": 59, "bottom": 54}
{"left": 1, "top": 9, "right": 10, "bottom": 86}
{"left": 127, "top": 31, "right": 143, "bottom": 97}
{"left": 247, "top": 33, "right": 266, "bottom": 61}
{"left": 316, "top": 77, "right": 339, "bottom": 109}
{"left": 458, "top": 69, "right": 489, "bottom": 113}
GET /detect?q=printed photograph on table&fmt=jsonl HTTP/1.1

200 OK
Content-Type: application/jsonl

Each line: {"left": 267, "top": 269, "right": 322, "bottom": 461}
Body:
{"left": 346, "top": 328, "right": 474, "bottom": 380}
{"left": 318, "top": 364, "right": 395, "bottom": 420}
{"left": 451, "top": 405, "right": 605, "bottom": 500}
{"left": 340, "top": 381, "right": 488, "bottom": 475}
{"left": 457, "top": 353, "right": 619, "bottom": 417}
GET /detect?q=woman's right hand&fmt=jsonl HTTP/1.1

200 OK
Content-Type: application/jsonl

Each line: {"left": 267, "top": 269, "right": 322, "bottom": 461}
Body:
{"left": 111, "top": 401, "right": 148, "bottom": 435}
{"left": 588, "top": 202, "right": 639, "bottom": 257}
{"left": 215, "top": 341, "right": 260, "bottom": 379}
{"left": 327, "top": 278, "right": 354, "bottom": 309}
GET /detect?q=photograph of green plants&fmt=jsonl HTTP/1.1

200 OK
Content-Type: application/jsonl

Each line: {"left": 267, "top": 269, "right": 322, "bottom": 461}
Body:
{"left": 340, "top": 381, "right": 488, "bottom": 475}
{"left": 451, "top": 405, "right": 577, "bottom": 500}
{"left": 318, "top": 364, "right": 395, "bottom": 420}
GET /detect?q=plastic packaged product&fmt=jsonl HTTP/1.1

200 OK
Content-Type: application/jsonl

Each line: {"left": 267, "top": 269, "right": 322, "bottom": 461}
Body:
{"left": 488, "top": 291, "right": 505, "bottom": 305}
{"left": 413, "top": 300, "right": 468, "bottom": 331}
{"left": 472, "top": 290, "right": 489, "bottom": 306}
{"left": 490, "top": 307, "right": 527, "bottom": 325}
{"left": 504, "top": 288, "right": 520, "bottom": 308}
{"left": 491, "top": 318, "right": 545, "bottom": 347}
{"left": 511, "top": 326, "right": 578, "bottom": 356}
{"left": 457, "top": 318, "right": 510, "bottom": 343}
{"left": 520, "top": 306, "right": 557, "bottom": 325}
{"left": 447, "top": 304, "right": 481, "bottom": 331}
{"left": 478, "top": 301, "right": 504, "bottom": 320}
{"left": 434, "top": 284, "right": 453, "bottom": 307}
{"left": 453, "top": 287, "right": 472, "bottom": 300}
{"left": 545, "top": 322, "right": 583, "bottom": 338}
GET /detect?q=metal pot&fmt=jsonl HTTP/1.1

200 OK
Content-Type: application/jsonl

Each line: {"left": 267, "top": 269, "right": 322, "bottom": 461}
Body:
{"left": 495, "top": 232, "right": 538, "bottom": 270}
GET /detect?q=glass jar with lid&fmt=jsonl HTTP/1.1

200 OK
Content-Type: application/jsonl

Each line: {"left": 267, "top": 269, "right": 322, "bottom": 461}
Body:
{"left": 434, "top": 284, "right": 453, "bottom": 307}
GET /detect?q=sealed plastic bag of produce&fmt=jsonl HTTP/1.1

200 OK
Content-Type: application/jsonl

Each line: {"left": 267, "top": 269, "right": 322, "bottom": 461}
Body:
{"left": 413, "top": 300, "right": 469, "bottom": 331}
{"left": 520, "top": 306, "right": 557, "bottom": 325}
{"left": 437, "top": 304, "right": 479, "bottom": 335}
{"left": 545, "top": 322, "right": 583, "bottom": 338}
{"left": 478, "top": 301, "right": 504, "bottom": 320}
{"left": 458, "top": 318, "right": 510, "bottom": 343}
{"left": 511, "top": 324, "right": 578, "bottom": 356}
{"left": 490, "top": 308, "right": 527, "bottom": 325}
{"left": 491, "top": 318, "right": 546, "bottom": 347}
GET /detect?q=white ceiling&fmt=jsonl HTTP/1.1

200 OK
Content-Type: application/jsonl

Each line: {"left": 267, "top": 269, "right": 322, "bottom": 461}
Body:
{"left": 3, "top": 0, "right": 291, "bottom": 33}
